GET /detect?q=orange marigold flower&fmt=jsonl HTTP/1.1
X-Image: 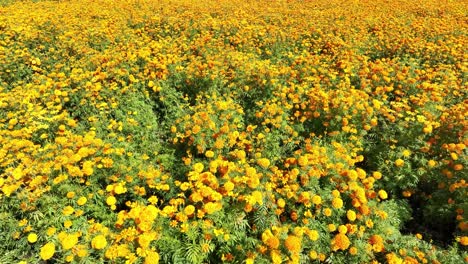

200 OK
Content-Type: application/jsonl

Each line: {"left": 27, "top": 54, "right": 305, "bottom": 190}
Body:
{"left": 284, "top": 235, "right": 301, "bottom": 253}
{"left": 266, "top": 236, "right": 280, "bottom": 249}
{"left": 331, "top": 233, "right": 350, "bottom": 251}
{"left": 459, "top": 236, "right": 468, "bottom": 246}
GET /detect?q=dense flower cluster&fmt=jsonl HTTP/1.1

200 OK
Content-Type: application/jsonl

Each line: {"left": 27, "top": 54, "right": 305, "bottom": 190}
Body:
{"left": 0, "top": 0, "right": 466, "bottom": 263}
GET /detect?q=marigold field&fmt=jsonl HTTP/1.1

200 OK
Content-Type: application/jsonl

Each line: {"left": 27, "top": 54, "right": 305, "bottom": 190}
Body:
{"left": 0, "top": 0, "right": 467, "bottom": 263}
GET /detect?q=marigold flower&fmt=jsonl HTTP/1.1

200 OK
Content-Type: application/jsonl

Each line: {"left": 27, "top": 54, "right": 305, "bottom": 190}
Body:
{"left": 77, "top": 196, "right": 87, "bottom": 206}
{"left": 331, "top": 233, "right": 350, "bottom": 251}
{"left": 205, "top": 150, "right": 215, "bottom": 158}
{"left": 62, "top": 206, "right": 74, "bottom": 216}
{"left": 27, "top": 233, "right": 38, "bottom": 243}
{"left": 64, "top": 220, "right": 73, "bottom": 228}
{"left": 266, "top": 236, "right": 280, "bottom": 249}
{"left": 347, "top": 210, "right": 357, "bottom": 221}
{"left": 373, "top": 171, "right": 382, "bottom": 179}
{"left": 193, "top": 162, "right": 204, "bottom": 173}
{"left": 284, "top": 235, "right": 301, "bottom": 253}
{"left": 386, "top": 252, "right": 403, "bottom": 264}
{"left": 323, "top": 208, "right": 332, "bottom": 217}
{"left": 144, "top": 251, "right": 160, "bottom": 264}
{"left": 270, "top": 250, "right": 282, "bottom": 264}
{"left": 59, "top": 232, "right": 79, "bottom": 250}
{"left": 312, "top": 195, "right": 322, "bottom": 205}
{"left": 395, "top": 159, "right": 405, "bottom": 167}
{"left": 332, "top": 197, "right": 343, "bottom": 209}
{"left": 106, "top": 196, "right": 117, "bottom": 206}
{"left": 427, "top": 160, "right": 437, "bottom": 168}
{"left": 458, "top": 236, "right": 468, "bottom": 246}
{"left": 91, "top": 235, "right": 107, "bottom": 250}
{"left": 184, "top": 205, "right": 195, "bottom": 216}
{"left": 347, "top": 170, "right": 358, "bottom": 181}
{"left": 338, "top": 225, "right": 348, "bottom": 234}
{"left": 277, "top": 198, "right": 286, "bottom": 208}
{"left": 378, "top": 190, "right": 388, "bottom": 199}
{"left": 257, "top": 158, "right": 270, "bottom": 168}
{"left": 402, "top": 149, "right": 411, "bottom": 157}
{"left": 40, "top": 242, "right": 55, "bottom": 260}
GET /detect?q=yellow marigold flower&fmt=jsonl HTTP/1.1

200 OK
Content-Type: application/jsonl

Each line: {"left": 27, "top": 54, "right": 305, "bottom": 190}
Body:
{"left": 332, "top": 190, "right": 340, "bottom": 198}
{"left": 331, "top": 233, "right": 350, "bottom": 251}
{"left": 184, "top": 205, "right": 195, "bottom": 216}
{"left": 62, "top": 206, "right": 74, "bottom": 216}
{"left": 386, "top": 252, "right": 403, "bottom": 264}
{"left": 257, "top": 158, "right": 270, "bottom": 168}
{"left": 307, "top": 229, "right": 319, "bottom": 241}
{"left": 395, "top": 159, "right": 404, "bottom": 167}
{"left": 347, "top": 210, "right": 357, "bottom": 221}
{"left": 347, "top": 170, "right": 358, "bottom": 181}
{"left": 76, "top": 245, "right": 88, "bottom": 257}
{"left": 114, "top": 183, "right": 126, "bottom": 194}
{"left": 323, "top": 208, "right": 332, "bottom": 217}
{"left": 46, "top": 227, "right": 56, "bottom": 236}
{"left": 82, "top": 160, "right": 94, "bottom": 176}
{"left": 193, "top": 162, "right": 204, "bottom": 173}
{"left": 64, "top": 220, "right": 73, "bottom": 229}
{"left": 373, "top": 171, "right": 382, "bottom": 180}
{"left": 338, "top": 225, "right": 348, "bottom": 234}
{"left": 205, "top": 150, "right": 214, "bottom": 158}
{"left": 248, "top": 191, "right": 263, "bottom": 206}
{"left": 106, "top": 196, "right": 117, "bottom": 206}
{"left": 349, "top": 246, "right": 358, "bottom": 255}
{"left": 284, "top": 235, "right": 301, "bottom": 253}
{"left": 332, "top": 198, "right": 343, "bottom": 209}
{"left": 144, "top": 251, "right": 160, "bottom": 264}
{"left": 224, "top": 181, "right": 234, "bottom": 192}
{"left": 277, "top": 198, "right": 286, "bottom": 208}
{"left": 312, "top": 195, "right": 322, "bottom": 205}
{"left": 40, "top": 242, "right": 55, "bottom": 260}
{"left": 427, "top": 160, "right": 437, "bottom": 168}
{"left": 77, "top": 196, "right": 87, "bottom": 206}
{"left": 378, "top": 190, "right": 388, "bottom": 199}
{"left": 423, "top": 125, "right": 432, "bottom": 134}
{"left": 59, "top": 232, "right": 79, "bottom": 250}
{"left": 402, "top": 149, "right": 411, "bottom": 157}
{"left": 309, "top": 250, "right": 318, "bottom": 259}
{"left": 91, "top": 235, "right": 107, "bottom": 250}
{"left": 271, "top": 250, "right": 282, "bottom": 264}
{"left": 204, "top": 202, "right": 222, "bottom": 214}
{"left": 27, "top": 233, "right": 38, "bottom": 243}
{"left": 66, "top": 191, "right": 75, "bottom": 199}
